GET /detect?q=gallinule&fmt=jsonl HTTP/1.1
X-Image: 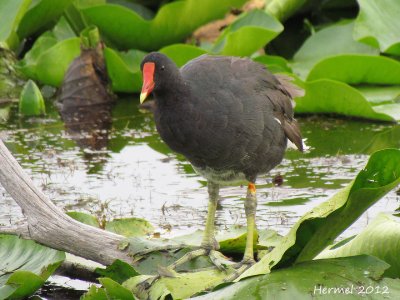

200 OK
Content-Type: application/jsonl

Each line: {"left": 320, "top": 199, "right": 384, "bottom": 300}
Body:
{"left": 140, "top": 52, "right": 303, "bottom": 276}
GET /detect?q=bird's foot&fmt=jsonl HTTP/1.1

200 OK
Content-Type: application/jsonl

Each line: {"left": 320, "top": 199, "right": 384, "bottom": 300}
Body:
{"left": 223, "top": 257, "right": 256, "bottom": 282}
{"left": 164, "top": 247, "right": 233, "bottom": 275}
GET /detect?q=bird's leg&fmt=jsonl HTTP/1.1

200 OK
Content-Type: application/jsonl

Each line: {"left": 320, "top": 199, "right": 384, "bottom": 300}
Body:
{"left": 165, "top": 182, "right": 231, "bottom": 273}
{"left": 200, "top": 181, "right": 220, "bottom": 250}
{"left": 243, "top": 182, "right": 257, "bottom": 264}
{"left": 224, "top": 182, "right": 258, "bottom": 282}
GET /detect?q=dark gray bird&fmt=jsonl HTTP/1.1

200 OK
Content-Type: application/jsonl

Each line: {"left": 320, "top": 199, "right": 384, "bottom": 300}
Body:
{"left": 140, "top": 52, "right": 303, "bottom": 276}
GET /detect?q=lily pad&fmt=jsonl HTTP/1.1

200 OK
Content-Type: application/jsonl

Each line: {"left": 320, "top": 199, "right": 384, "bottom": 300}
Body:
{"left": 317, "top": 213, "right": 400, "bottom": 278}
{"left": 240, "top": 149, "right": 400, "bottom": 279}
{"left": 307, "top": 54, "right": 400, "bottom": 84}
{"left": 105, "top": 218, "right": 154, "bottom": 237}
{"left": 17, "top": 0, "right": 74, "bottom": 39}
{"left": 67, "top": 211, "right": 100, "bottom": 228}
{"left": 291, "top": 21, "right": 379, "bottom": 79}
{"left": 295, "top": 79, "right": 397, "bottom": 122}
{"left": 18, "top": 35, "right": 81, "bottom": 87}
{"left": 96, "top": 259, "right": 140, "bottom": 284}
{"left": 354, "top": 0, "right": 400, "bottom": 55}
{"left": 0, "top": 0, "right": 30, "bottom": 49}
{"left": 125, "top": 268, "right": 230, "bottom": 300}
{"left": 193, "top": 256, "right": 400, "bottom": 300}
{"left": 212, "top": 9, "right": 283, "bottom": 56}
{"left": 104, "top": 47, "right": 146, "bottom": 93}
{"left": 99, "top": 277, "right": 136, "bottom": 300}
{"left": 160, "top": 44, "right": 207, "bottom": 67}
{"left": 81, "top": 0, "right": 247, "bottom": 51}
{"left": 0, "top": 234, "right": 65, "bottom": 300}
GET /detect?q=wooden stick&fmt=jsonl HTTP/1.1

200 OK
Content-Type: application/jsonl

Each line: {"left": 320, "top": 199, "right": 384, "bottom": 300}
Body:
{"left": 0, "top": 139, "right": 131, "bottom": 265}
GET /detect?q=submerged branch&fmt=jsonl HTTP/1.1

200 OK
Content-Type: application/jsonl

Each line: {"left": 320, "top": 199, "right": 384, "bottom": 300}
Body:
{"left": 0, "top": 139, "right": 131, "bottom": 266}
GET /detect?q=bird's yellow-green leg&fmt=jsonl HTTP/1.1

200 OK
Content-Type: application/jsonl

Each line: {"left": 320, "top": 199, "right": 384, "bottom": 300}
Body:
{"left": 165, "top": 182, "right": 231, "bottom": 274}
{"left": 224, "top": 183, "right": 258, "bottom": 282}
{"left": 243, "top": 182, "right": 257, "bottom": 263}
{"left": 201, "top": 181, "right": 220, "bottom": 250}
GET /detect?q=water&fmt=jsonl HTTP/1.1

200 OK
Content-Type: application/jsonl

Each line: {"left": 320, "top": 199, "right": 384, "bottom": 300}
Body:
{"left": 0, "top": 97, "right": 399, "bottom": 297}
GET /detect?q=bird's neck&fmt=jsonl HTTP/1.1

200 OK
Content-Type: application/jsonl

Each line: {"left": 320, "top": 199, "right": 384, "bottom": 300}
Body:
{"left": 153, "top": 77, "right": 190, "bottom": 109}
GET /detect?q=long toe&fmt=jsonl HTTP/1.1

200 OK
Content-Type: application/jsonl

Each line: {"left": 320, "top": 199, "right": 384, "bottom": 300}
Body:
{"left": 165, "top": 247, "right": 234, "bottom": 273}
{"left": 223, "top": 259, "right": 256, "bottom": 282}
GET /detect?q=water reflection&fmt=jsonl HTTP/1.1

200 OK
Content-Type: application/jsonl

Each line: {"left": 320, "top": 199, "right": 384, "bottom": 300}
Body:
{"left": 59, "top": 103, "right": 113, "bottom": 173}
{"left": 0, "top": 98, "right": 399, "bottom": 239}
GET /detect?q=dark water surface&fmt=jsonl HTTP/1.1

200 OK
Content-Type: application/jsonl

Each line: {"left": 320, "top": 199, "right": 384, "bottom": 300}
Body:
{"left": 0, "top": 97, "right": 399, "bottom": 298}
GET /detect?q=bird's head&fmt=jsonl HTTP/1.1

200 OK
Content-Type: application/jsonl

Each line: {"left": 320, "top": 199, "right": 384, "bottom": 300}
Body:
{"left": 139, "top": 52, "right": 179, "bottom": 104}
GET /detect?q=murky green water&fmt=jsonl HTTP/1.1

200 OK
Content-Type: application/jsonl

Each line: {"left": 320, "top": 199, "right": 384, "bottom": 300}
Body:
{"left": 1, "top": 97, "right": 399, "bottom": 239}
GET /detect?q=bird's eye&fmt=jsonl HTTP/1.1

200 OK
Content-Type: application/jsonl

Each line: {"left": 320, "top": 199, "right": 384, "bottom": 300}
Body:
{"left": 161, "top": 65, "right": 165, "bottom": 71}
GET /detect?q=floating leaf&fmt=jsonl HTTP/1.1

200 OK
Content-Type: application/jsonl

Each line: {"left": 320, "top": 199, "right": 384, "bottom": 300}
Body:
{"left": 240, "top": 149, "right": 400, "bottom": 279}
{"left": 0, "top": 234, "right": 65, "bottom": 300}
{"left": 295, "top": 79, "right": 396, "bottom": 122}
{"left": 317, "top": 213, "right": 400, "bottom": 278}
{"left": 160, "top": 44, "right": 207, "bottom": 67}
{"left": 292, "top": 21, "right": 379, "bottom": 79}
{"left": 105, "top": 218, "right": 154, "bottom": 237}
{"left": 212, "top": 10, "right": 283, "bottom": 56}
{"left": 19, "top": 79, "right": 46, "bottom": 116}
{"left": 81, "top": 0, "right": 247, "bottom": 51}
{"left": 254, "top": 55, "right": 292, "bottom": 73}
{"left": 194, "top": 256, "right": 400, "bottom": 300}
{"left": 96, "top": 259, "right": 140, "bottom": 284}
{"left": 17, "top": 0, "right": 74, "bottom": 39}
{"left": 67, "top": 211, "right": 100, "bottom": 227}
{"left": 103, "top": 47, "right": 146, "bottom": 93}
{"left": 265, "top": 0, "right": 309, "bottom": 21}
{"left": 125, "top": 269, "right": 230, "bottom": 300}
{"left": 99, "top": 278, "right": 136, "bottom": 300}
{"left": 81, "top": 285, "right": 108, "bottom": 300}
{"left": 18, "top": 36, "right": 80, "bottom": 87}
{"left": 307, "top": 54, "right": 400, "bottom": 84}
{"left": 354, "top": 0, "right": 400, "bottom": 55}
{"left": 0, "top": 0, "right": 31, "bottom": 49}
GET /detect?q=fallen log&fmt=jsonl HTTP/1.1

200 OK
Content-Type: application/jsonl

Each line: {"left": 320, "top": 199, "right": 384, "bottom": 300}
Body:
{"left": 0, "top": 139, "right": 131, "bottom": 266}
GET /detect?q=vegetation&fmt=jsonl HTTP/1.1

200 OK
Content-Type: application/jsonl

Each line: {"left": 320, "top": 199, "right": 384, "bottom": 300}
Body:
{"left": 0, "top": 0, "right": 400, "bottom": 299}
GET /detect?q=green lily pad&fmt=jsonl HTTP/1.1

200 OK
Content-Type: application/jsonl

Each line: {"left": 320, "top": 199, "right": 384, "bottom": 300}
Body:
{"left": 66, "top": 211, "right": 100, "bottom": 227}
{"left": 265, "top": 0, "right": 309, "bottom": 21}
{"left": 358, "top": 86, "right": 400, "bottom": 104}
{"left": 96, "top": 259, "right": 140, "bottom": 284}
{"left": 125, "top": 268, "right": 231, "bottom": 300}
{"left": 292, "top": 21, "right": 379, "bottom": 79}
{"left": 81, "top": 0, "right": 247, "bottom": 51}
{"left": 240, "top": 149, "right": 400, "bottom": 280}
{"left": 0, "top": 0, "right": 31, "bottom": 49}
{"left": 18, "top": 36, "right": 80, "bottom": 87}
{"left": 193, "top": 256, "right": 400, "bottom": 300}
{"left": 81, "top": 285, "right": 108, "bottom": 300}
{"left": 160, "top": 44, "right": 207, "bottom": 67}
{"left": 354, "top": 0, "right": 400, "bottom": 55}
{"left": 317, "top": 213, "right": 400, "bottom": 278}
{"left": 105, "top": 218, "right": 154, "bottom": 237}
{"left": 212, "top": 9, "right": 283, "bottom": 56}
{"left": 307, "top": 54, "right": 400, "bottom": 84}
{"left": 17, "top": 0, "right": 74, "bottom": 39}
{"left": 19, "top": 79, "right": 46, "bottom": 116}
{"left": 0, "top": 234, "right": 65, "bottom": 300}
{"left": 99, "top": 277, "right": 136, "bottom": 299}
{"left": 104, "top": 47, "right": 146, "bottom": 93}
{"left": 253, "top": 55, "right": 292, "bottom": 73}
{"left": 295, "top": 79, "right": 397, "bottom": 122}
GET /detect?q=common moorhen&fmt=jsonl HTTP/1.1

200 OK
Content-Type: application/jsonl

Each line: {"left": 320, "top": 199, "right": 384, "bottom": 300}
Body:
{"left": 140, "top": 52, "right": 303, "bottom": 276}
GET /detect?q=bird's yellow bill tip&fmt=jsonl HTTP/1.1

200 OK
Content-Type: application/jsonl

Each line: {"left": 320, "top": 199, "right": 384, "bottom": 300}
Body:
{"left": 140, "top": 92, "right": 148, "bottom": 104}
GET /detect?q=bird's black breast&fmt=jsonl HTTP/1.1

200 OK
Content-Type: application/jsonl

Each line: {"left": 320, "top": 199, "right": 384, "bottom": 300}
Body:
{"left": 153, "top": 55, "right": 291, "bottom": 182}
